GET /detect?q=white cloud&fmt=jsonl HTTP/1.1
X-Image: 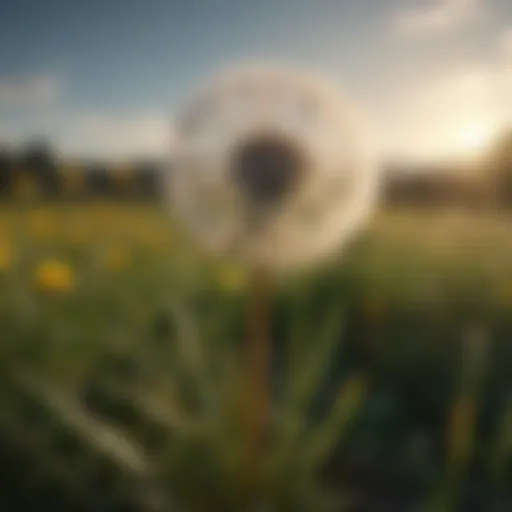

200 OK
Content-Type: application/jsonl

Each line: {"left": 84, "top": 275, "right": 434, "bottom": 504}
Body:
{"left": 61, "top": 112, "right": 172, "bottom": 160}
{"left": 391, "top": 0, "right": 482, "bottom": 37}
{"left": 0, "top": 74, "right": 59, "bottom": 107}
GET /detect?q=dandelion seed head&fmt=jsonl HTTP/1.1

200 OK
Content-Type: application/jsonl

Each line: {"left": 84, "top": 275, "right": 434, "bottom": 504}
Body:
{"left": 170, "top": 63, "right": 381, "bottom": 269}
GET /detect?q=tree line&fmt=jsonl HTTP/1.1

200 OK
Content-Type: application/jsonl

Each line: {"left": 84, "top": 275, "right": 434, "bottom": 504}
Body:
{"left": 0, "top": 141, "right": 163, "bottom": 200}
{"left": 384, "top": 129, "right": 512, "bottom": 210}
{"left": 2, "top": 130, "right": 512, "bottom": 208}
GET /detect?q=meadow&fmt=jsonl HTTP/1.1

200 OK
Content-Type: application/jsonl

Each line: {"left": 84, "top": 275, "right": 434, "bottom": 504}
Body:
{"left": 0, "top": 200, "right": 511, "bottom": 511}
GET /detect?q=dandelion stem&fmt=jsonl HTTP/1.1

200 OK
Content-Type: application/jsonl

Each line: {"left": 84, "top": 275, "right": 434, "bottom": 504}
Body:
{"left": 243, "top": 265, "right": 272, "bottom": 495}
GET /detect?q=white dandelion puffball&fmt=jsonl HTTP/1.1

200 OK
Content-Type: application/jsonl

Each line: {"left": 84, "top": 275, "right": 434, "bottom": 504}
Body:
{"left": 170, "top": 63, "right": 380, "bottom": 270}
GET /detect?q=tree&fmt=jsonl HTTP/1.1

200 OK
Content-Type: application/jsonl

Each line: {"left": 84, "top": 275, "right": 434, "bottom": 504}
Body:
{"left": 486, "top": 129, "right": 512, "bottom": 208}
{"left": 86, "top": 164, "right": 111, "bottom": 196}
{"left": 135, "top": 160, "right": 162, "bottom": 199}
{"left": 0, "top": 146, "right": 12, "bottom": 196}
{"left": 21, "top": 140, "right": 60, "bottom": 196}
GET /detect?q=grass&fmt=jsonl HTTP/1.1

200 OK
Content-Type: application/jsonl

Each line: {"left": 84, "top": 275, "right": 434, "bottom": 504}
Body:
{"left": 0, "top": 200, "right": 511, "bottom": 510}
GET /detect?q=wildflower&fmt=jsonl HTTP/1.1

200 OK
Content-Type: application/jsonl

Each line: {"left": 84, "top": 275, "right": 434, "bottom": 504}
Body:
{"left": 35, "top": 260, "right": 75, "bottom": 295}
{"left": 170, "top": 64, "right": 380, "bottom": 270}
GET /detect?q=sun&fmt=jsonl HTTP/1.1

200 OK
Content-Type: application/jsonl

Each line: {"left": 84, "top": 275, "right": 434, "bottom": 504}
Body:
{"left": 456, "top": 123, "right": 494, "bottom": 156}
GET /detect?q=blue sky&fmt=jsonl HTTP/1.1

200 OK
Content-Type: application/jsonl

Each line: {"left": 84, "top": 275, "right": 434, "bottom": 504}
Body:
{"left": 1, "top": 0, "right": 511, "bottom": 161}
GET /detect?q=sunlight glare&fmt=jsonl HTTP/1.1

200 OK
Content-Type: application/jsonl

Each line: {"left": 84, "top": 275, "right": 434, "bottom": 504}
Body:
{"left": 456, "top": 123, "right": 494, "bottom": 156}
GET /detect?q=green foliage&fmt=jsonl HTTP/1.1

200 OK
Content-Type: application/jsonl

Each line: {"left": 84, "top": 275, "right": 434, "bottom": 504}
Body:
{"left": 0, "top": 204, "right": 512, "bottom": 510}
{"left": 0, "top": 289, "right": 366, "bottom": 511}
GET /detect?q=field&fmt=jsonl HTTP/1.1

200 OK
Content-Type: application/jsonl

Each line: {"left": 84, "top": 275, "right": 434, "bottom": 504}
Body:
{"left": 0, "top": 201, "right": 512, "bottom": 511}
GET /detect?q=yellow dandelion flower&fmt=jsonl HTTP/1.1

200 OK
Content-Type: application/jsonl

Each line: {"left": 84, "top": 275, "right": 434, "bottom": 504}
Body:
{"left": 103, "top": 247, "right": 130, "bottom": 271}
{"left": 0, "top": 242, "right": 12, "bottom": 271}
{"left": 35, "top": 260, "right": 75, "bottom": 295}
{"left": 217, "top": 263, "right": 247, "bottom": 292}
